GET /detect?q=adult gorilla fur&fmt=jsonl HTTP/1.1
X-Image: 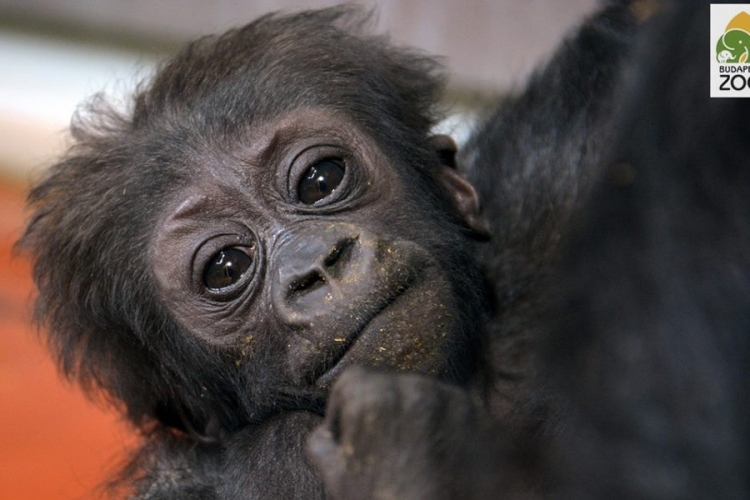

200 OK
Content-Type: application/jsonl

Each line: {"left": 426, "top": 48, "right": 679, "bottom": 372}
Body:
{"left": 464, "top": 0, "right": 749, "bottom": 497}
{"left": 545, "top": 1, "right": 750, "bottom": 497}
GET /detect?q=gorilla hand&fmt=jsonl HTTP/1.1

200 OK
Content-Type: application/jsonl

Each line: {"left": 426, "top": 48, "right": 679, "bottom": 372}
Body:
{"left": 307, "top": 367, "right": 504, "bottom": 500}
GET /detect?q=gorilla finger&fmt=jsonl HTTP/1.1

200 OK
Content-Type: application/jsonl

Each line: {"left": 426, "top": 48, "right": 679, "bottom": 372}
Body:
{"left": 306, "top": 425, "right": 346, "bottom": 478}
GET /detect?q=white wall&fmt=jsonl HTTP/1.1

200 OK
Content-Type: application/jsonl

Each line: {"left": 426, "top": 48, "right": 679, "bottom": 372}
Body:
{"left": 0, "top": 0, "right": 599, "bottom": 179}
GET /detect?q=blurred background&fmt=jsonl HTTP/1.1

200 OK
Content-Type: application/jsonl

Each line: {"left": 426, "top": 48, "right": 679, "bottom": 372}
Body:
{"left": 0, "top": 1, "right": 597, "bottom": 498}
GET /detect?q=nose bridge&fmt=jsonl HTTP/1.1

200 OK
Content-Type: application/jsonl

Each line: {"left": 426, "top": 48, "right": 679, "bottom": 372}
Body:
{"left": 274, "top": 222, "right": 358, "bottom": 278}
{"left": 277, "top": 230, "right": 331, "bottom": 279}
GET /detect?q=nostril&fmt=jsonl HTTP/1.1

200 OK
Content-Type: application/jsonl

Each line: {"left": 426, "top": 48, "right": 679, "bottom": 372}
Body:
{"left": 289, "top": 270, "right": 326, "bottom": 295}
{"left": 324, "top": 235, "right": 357, "bottom": 269}
{"left": 279, "top": 234, "right": 359, "bottom": 305}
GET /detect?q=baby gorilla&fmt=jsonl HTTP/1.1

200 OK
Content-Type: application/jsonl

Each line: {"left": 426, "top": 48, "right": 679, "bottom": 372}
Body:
{"left": 22, "top": 6, "right": 492, "bottom": 499}
{"left": 21, "top": 2, "right": 645, "bottom": 500}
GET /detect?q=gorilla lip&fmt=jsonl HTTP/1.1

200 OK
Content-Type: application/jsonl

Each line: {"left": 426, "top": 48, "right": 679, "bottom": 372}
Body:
{"left": 312, "top": 276, "right": 418, "bottom": 388}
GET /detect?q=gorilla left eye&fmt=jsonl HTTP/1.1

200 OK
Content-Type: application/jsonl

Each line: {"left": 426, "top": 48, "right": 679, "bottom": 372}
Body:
{"left": 298, "top": 158, "right": 345, "bottom": 204}
{"left": 203, "top": 246, "right": 254, "bottom": 290}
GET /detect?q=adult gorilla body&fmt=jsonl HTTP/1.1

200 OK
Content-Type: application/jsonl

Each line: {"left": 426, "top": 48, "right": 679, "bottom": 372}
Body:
{"left": 312, "top": 1, "right": 750, "bottom": 499}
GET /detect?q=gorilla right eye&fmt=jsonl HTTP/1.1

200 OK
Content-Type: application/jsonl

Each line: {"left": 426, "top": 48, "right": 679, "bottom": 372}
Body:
{"left": 203, "top": 246, "right": 254, "bottom": 290}
{"left": 298, "top": 158, "right": 346, "bottom": 204}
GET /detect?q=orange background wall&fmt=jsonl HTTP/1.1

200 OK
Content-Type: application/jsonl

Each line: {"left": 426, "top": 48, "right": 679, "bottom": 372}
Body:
{"left": 0, "top": 181, "right": 136, "bottom": 499}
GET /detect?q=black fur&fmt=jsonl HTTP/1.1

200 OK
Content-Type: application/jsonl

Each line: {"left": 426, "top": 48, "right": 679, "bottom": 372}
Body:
{"left": 460, "top": 0, "right": 638, "bottom": 437}
{"left": 548, "top": 1, "right": 750, "bottom": 497}
{"left": 308, "top": 1, "right": 750, "bottom": 499}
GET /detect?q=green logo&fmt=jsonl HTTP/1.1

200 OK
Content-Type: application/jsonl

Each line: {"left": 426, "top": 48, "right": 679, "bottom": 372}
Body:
{"left": 717, "top": 11, "right": 750, "bottom": 63}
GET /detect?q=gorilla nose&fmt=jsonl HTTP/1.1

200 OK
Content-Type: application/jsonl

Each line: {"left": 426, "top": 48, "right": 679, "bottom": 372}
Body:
{"left": 272, "top": 225, "right": 362, "bottom": 327}
{"left": 287, "top": 236, "right": 356, "bottom": 295}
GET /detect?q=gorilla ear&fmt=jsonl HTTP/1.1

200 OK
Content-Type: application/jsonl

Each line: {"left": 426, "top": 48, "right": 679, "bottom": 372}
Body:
{"left": 430, "top": 135, "right": 490, "bottom": 240}
{"left": 431, "top": 133, "right": 459, "bottom": 168}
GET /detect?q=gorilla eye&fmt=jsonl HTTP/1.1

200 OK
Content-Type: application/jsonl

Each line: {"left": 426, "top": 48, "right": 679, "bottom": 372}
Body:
{"left": 203, "top": 246, "right": 254, "bottom": 290}
{"left": 298, "top": 158, "right": 345, "bottom": 204}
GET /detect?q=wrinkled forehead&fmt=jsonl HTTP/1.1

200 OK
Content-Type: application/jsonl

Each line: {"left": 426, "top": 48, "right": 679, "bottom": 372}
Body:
{"left": 137, "top": 107, "right": 372, "bottom": 182}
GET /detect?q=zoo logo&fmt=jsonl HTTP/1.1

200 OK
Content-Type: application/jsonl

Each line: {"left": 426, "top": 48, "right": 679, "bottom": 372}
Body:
{"left": 716, "top": 11, "right": 750, "bottom": 63}
{"left": 711, "top": 5, "right": 750, "bottom": 97}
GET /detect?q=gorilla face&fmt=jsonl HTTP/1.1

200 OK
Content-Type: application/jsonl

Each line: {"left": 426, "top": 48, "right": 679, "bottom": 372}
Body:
{"left": 150, "top": 108, "right": 488, "bottom": 402}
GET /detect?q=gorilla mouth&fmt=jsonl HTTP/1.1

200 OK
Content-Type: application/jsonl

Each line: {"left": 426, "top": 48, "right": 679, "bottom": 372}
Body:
{"left": 312, "top": 275, "right": 418, "bottom": 388}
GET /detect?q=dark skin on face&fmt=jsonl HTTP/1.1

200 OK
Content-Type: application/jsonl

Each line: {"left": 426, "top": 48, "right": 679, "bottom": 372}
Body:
{"left": 151, "top": 108, "right": 488, "bottom": 404}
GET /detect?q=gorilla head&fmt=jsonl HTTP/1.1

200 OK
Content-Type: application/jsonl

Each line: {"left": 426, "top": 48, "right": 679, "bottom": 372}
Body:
{"left": 21, "top": 7, "right": 490, "bottom": 442}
